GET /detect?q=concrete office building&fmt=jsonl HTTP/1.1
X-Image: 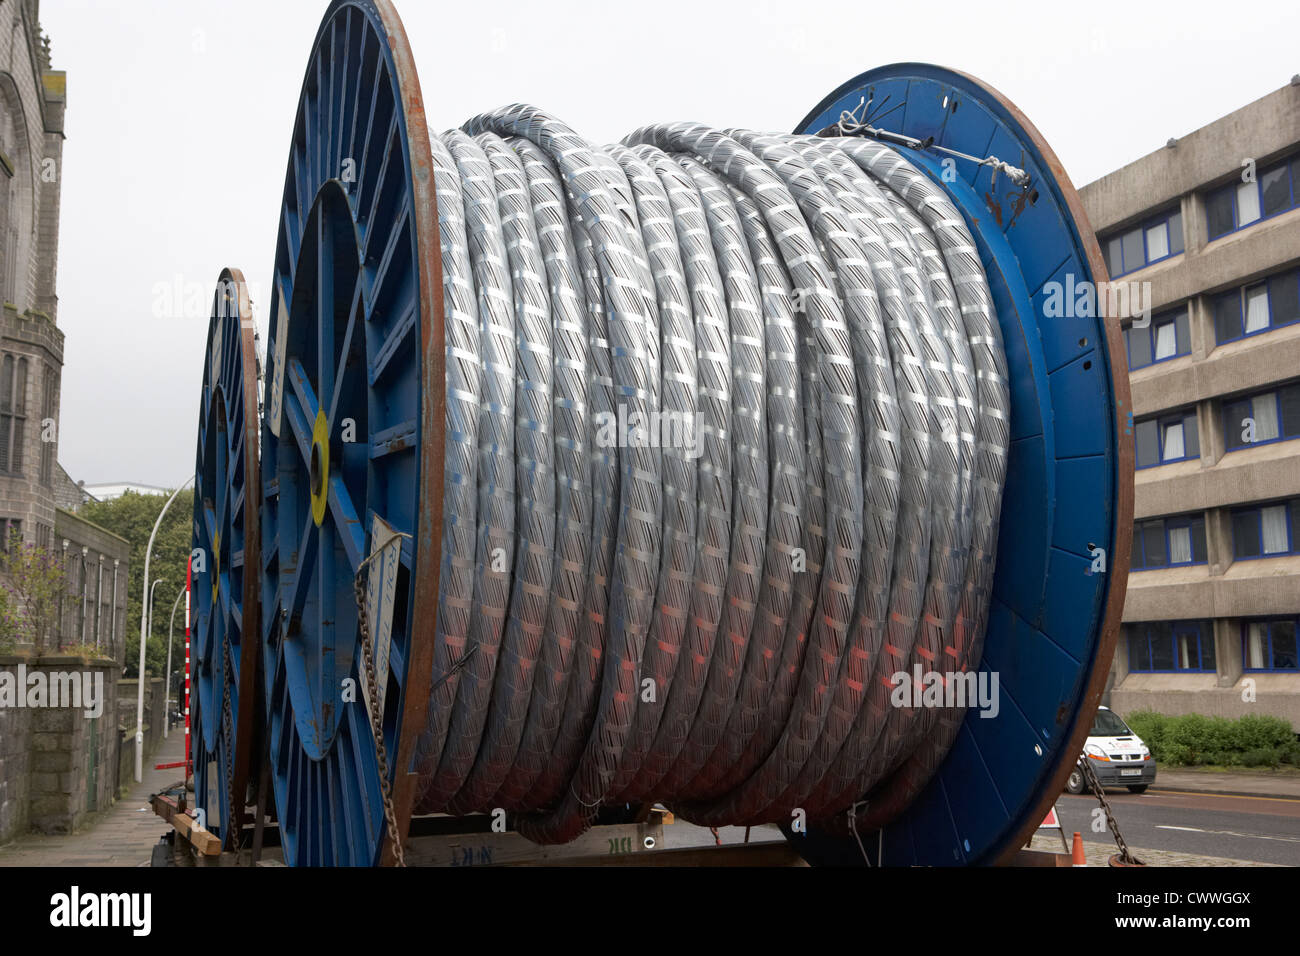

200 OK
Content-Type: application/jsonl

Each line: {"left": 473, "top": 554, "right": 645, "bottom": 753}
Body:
{"left": 1080, "top": 78, "right": 1300, "bottom": 728}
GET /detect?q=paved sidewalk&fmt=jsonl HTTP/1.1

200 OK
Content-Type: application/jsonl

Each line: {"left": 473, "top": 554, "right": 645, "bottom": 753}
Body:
{"left": 1026, "top": 832, "right": 1279, "bottom": 866}
{"left": 0, "top": 730, "right": 187, "bottom": 867}
{"left": 1151, "top": 768, "right": 1300, "bottom": 800}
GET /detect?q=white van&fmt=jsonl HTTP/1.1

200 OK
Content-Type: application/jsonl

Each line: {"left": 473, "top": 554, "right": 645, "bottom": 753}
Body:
{"left": 1065, "top": 706, "right": 1157, "bottom": 794}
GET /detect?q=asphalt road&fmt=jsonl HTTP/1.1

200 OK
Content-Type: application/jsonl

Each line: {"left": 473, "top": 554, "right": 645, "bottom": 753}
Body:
{"left": 1056, "top": 786, "right": 1300, "bottom": 866}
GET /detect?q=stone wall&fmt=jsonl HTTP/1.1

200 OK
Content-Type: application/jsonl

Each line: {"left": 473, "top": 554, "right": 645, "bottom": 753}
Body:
{"left": 0, "top": 655, "right": 128, "bottom": 841}
{"left": 0, "top": 655, "right": 33, "bottom": 843}
{"left": 115, "top": 676, "right": 165, "bottom": 788}
{"left": 52, "top": 462, "right": 86, "bottom": 513}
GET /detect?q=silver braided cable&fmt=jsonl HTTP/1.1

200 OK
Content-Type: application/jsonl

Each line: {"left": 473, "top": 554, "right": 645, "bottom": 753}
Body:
{"left": 407, "top": 107, "right": 1009, "bottom": 843}
{"left": 449, "top": 131, "right": 556, "bottom": 813}
{"left": 488, "top": 135, "right": 591, "bottom": 811}
{"left": 825, "top": 137, "right": 1009, "bottom": 828}
{"left": 600, "top": 143, "right": 699, "bottom": 802}
{"left": 607, "top": 143, "right": 732, "bottom": 804}
{"left": 416, "top": 129, "right": 517, "bottom": 811}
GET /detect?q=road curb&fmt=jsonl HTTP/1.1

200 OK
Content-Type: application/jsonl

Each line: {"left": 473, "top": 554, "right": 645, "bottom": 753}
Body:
{"left": 1149, "top": 783, "right": 1300, "bottom": 801}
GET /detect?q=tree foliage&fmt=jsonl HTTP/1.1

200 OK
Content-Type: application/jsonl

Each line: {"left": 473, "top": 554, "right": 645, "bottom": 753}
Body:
{"left": 0, "top": 534, "right": 68, "bottom": 653}
{"left": 80, "top": 490, "right": 193, "bottom": 677}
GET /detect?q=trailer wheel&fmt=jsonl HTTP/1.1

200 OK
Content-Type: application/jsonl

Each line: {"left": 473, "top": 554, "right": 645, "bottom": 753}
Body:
{"left": 150, "top": 835, "right": 174, "bottom": 868}
{"left": 1065, "top": 767, "right": 1085, "bottom": 795}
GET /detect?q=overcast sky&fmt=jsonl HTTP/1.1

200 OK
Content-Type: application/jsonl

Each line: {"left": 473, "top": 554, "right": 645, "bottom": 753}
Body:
{"left": 39, "top": 0, "right": 1299, "bottom": 487}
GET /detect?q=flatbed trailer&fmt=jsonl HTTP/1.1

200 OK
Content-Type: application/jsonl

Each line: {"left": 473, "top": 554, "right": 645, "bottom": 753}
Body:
{"left": 147, "top": 785, "right": 809, "bottom": 868}
{"left": 148, "top": 781, "right": 1089, "bottom": 867}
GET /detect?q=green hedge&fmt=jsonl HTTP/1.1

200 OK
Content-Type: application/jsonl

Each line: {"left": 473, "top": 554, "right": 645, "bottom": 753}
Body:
{"left": 1124, "top": 711, "right": 1300, "bottom": 768}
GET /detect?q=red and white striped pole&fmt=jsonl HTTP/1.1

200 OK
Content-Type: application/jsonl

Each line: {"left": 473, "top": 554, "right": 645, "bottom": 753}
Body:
{"left": 153, "top": 558, "right": 195, "bottom": 774}
{"left": 185, "top": 554, "right": 192, "bottom": 781}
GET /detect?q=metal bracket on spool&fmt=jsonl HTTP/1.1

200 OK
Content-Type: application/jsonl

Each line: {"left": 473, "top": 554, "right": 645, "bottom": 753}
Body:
{"left": 818, "top": 94, "right": 1033, "bottom": 189}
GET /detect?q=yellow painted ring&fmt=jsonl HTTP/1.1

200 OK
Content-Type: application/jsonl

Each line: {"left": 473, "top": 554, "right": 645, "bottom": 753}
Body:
{"left": 310, "top": 409, "right": 329, "bottom": 527}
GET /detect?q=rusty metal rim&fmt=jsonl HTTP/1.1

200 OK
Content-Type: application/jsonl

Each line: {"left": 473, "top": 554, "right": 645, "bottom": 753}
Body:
{"left": 224, "top": 266, "right": 263, "bottom": 836}
{"left": 941, "top": 69, "right": 1135, "bottom": 865}
{"left": 361, "top": 0, "right": 445, "bottom": 866}
{"left": 194, "top": 267, "right": 262, "bottom": 838}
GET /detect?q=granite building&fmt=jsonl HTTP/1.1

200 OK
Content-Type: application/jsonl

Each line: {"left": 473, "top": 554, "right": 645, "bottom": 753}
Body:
{"left": 0, "top": 0, "right": 129, "bottom": 657}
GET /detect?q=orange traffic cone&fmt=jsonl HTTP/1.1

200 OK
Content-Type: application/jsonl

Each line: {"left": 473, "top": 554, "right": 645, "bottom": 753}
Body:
{"left": 1071, "top": 832, "right": 1086, "bottom": 867}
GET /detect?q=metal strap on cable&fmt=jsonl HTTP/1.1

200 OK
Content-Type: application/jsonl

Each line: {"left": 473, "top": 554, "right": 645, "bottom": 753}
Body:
{"left": 830, "top": 96, "right": 1033, "bottom": 189}
{"left": 409, "top": 107, "right": 1009, "bottom": 844}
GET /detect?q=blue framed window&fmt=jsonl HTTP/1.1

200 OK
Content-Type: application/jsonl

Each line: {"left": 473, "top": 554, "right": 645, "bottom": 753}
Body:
{"left": 1207, "top": 156, "right": 1300, "bottom": 240}
{"left": 1222, "top": 383, "right": 1300, "bottom": 451}
{"left": 1126, "top": 309, "right": 1190, "bottom": 370}
{"left": 1231, "top": 497, "right": 1300, "bottom": 559}
{"left": 1103, "top": 208, "right": 1184, "bottom": 277}
{"left": 1129, "top": 620, "right": 1217, "bottom": 672}
{"left": 1243, "top": 618, "right": 1299, "bottom": 671}
{"left": 1213, "top": 267, "right": 1300, "bottom": 345}
{"left": 1135, "top": 408, "right": 1199, "bottom": 469}
{"left": 1132, "top": 513, "right": 1208, "bottom": 569}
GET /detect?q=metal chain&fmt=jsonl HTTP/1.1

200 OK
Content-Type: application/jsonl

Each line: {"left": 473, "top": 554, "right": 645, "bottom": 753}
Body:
{"left": 1077, "top": 752, "right": 1142, "bottom": 865}
{"left": 353, "top": 566, "right": 406, "bottom": 867}
{"left": 220, "top": 636, "right": 239, "bottom": 852}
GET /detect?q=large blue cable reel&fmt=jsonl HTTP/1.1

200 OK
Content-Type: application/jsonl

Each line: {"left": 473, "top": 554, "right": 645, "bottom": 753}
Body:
{"left": 254, "top": 0, "right": 1132, "bottom": 866}
{"left": 191, "top": 267, "right": 263, "bottom": 848}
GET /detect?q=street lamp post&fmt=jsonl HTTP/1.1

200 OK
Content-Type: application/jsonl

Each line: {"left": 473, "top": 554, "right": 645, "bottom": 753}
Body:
{"left": 134, "top": 478, "right": 193, "bottom": 783}
{"left": 147, "top": 576, "right": 162, "bottom": 662}
{"left": 59, "top": 539, "right": 69, "bottom": 651}
{"left": 95, "top": 555, "right": 105, "bottom": 650}
{"left": 164, "top": 587, "right": 184, "bottom": 738}
{"left": 80, "top": 547, "right": 89, "bottom": 645}
{"left": 109, "top": 559, "right": 120, "bottom": 662}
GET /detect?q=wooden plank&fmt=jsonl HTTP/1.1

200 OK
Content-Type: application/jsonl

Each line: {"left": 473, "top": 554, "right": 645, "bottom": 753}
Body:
{"left": 150, "top": 793, "right": 222, "bottom": 856}
{"left": 189, "top": 824, "right": 223, "bottom": 857}
{"left": 1010, "top": 848, "right": 1074, "bottom": 867}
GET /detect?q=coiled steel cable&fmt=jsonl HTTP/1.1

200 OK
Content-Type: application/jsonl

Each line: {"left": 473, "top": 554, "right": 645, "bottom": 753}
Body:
{"left": 409, "top": 106, "right": 1009, "bottom": 844}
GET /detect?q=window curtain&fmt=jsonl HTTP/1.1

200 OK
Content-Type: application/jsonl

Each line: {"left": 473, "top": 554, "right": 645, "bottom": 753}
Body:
{"left": 1154, "top": 321, "right": 1177, "bottom": 359}
{"left": 1247, "top": 623, "right": 1268, "bottom": 669}
{"left": 1245, "top": 287, "right": 1269, "bottom": 333}
{"left": 1237, "top": 181, "right": 1262, "bottom": 226}
{"left": 1169, "top": 525, "right": 1192, "bottom": 564}
{"left": 1261, "top": 505, "right": 1289, "bottom": 554}
{"left": 1162, "top": 420, "right": 1185, "bottom": 460}
{"left": 1145, "top": 223, "right": 1169, "bottom": 261}
{"left": 1253, "top": 394, "right": 1280, "bottom": 441}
